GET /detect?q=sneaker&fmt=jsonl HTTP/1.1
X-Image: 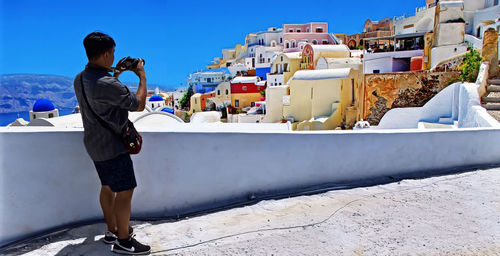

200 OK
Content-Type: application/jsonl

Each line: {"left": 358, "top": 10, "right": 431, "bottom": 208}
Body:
{"left": 112, "top": 234, "right": 151, "bottom": 255}
{"left": 103, "top": 226, "right": 134, "bottom": 244}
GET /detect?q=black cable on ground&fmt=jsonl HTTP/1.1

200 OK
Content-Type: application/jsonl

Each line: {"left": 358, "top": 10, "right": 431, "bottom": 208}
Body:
{"left": 151, "top": 172, "right": 478, "bottom": 254}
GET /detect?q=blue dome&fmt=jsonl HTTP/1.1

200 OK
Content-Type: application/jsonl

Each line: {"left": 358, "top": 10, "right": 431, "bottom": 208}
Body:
{"left": 33, "top": 98, "right": 55, "bottom": 112}
{"left": 161, "top": 107, "right": 174, "bottom": 114}
{"left": 149, "top": 94, "right": 164, "bottom": 102}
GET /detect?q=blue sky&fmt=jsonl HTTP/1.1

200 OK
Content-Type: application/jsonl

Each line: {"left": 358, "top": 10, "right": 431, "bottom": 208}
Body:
{"left": 0, "top": 0, "right": 421, "bottom": 88}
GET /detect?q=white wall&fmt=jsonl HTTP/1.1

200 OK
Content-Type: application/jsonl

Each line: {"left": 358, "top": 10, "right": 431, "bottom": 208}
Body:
{"left": 363, "top": 50, "right": 424, "bottom": 74}
{"left": 436, "top": 23, "right": 465, "bottom": 46}
{"left": 465, "top": 34, "right": 483, "bottom": 49}
{"left": 363, "top": 56, "right": 393, "bottom": 74}
{"left": 378, "top": 67, "right": 500, "bottom": 129}
{"left": 431, "top": 44, "right": 468, "bottom": 69}
{"left": 3, "top": 124, "right": 500, "bottom": 247}
{"left": 267, "top": 74, "right": 284, "bottom": 86}
{"left": 263, "top": 86, "right": 287, "bottom": 123}
{"left": 237, "top": 114, "right": 263, "bottom": 123}
{"left": 473, "top": 5, "right": 500, "bottom": 37}
{"left": 394, "top": 7, "right": 435, "bottom": 35}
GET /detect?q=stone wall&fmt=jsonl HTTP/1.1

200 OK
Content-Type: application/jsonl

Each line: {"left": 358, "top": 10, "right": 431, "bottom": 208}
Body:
{"left": 363, "top": 71, "right": 460, "bottom": 125}
{"left": 482, "top": 28, "right": 499, "bottom": 78}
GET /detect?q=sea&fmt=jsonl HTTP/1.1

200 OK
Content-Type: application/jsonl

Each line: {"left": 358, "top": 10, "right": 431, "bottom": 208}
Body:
{"left": 0, "top": 108, "right": 75, "bottom": 126}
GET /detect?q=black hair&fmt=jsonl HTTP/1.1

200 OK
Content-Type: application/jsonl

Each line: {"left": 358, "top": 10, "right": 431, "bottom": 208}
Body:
{"left": 83, "top": 32, "right": 116, "bottom": 61}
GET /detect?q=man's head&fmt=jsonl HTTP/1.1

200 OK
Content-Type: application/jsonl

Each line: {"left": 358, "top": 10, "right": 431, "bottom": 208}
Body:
{"left": 83, "top": 32, "right": 115, "bottom": 67}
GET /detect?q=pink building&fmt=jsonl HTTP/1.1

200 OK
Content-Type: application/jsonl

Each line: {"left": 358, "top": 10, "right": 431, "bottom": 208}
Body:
{"left": 282, "top": 22, "right": 336, "bottom": 53}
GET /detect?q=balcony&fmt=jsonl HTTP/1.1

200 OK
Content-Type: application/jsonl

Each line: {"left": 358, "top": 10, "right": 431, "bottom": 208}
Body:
{"left": 363, "top": 31, "right": 393, "bottom": 39}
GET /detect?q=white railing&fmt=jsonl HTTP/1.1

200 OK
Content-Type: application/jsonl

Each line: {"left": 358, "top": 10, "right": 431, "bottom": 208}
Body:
{"left": 464, "top": 34, "right": 483, "bottom": 49}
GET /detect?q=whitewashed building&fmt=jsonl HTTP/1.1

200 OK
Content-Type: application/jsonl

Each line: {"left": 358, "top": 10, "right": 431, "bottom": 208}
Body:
{"left": 29, "top": 98, "right": 59, "bottom": 121}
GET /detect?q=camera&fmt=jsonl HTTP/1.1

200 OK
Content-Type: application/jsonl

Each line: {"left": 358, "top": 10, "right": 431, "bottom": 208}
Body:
{"left": 119, "top": 56, "right": 145, "bottom": 71}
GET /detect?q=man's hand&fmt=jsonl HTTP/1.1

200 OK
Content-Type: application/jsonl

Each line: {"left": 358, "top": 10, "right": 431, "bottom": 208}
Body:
{"left": 133, "top": 58, "right": 146, "bottom": 78}
{"left": 113, "top": 57, "right": 127, "bottom": 78}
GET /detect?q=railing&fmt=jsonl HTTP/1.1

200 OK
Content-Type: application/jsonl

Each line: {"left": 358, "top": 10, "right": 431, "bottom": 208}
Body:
{"left": 394, "top": 15, "right": 406, "bottom": 21}
{"left": 364, "top": 31, "right": 392, "bottom": 39}
{"left": 416, "top": 5, "right": 427, "bottom": 13}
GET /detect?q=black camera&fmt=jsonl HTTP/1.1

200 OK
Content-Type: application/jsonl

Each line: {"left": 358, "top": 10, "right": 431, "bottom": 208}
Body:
{"left": 120, "top": 56, "right": 145, "bottom": 70}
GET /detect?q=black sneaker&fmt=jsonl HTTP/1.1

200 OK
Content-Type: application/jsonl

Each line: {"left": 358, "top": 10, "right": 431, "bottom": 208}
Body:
{"left": 103, "top": 226, "right": 134, "bottom": 244}
{"left": 112, "top": 234, "right": 151, "bottom": 255}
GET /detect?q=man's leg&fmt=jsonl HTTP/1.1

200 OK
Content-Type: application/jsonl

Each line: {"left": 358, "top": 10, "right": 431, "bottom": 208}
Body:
{"left": 115, "top": 188, "right": 134, "bottom": 239}
{"left": 100, "top": 185, "right": 117, "bottom": 232}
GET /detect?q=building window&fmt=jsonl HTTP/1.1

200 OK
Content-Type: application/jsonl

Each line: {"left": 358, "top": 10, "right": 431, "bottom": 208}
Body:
{"left": 281, "top": 56, "right": 283, "bottom": 62}
{"left": 217, "top": 90, "right": 220, "bottom": 95}
{"left": 48, "top": 113, "right": 53, "bottom": 118}
{"left": 296, "top": 29, "right": 301, "bottom": 33}
{"left": 33, "top": 114, "right": 36, "bottom": 119}
{"left": 312, "top": 39, "right": 318, "bottom": 45}
{"left": 226, "top": 89, "right": 229, "bottom": 95}
{"left": 292, "top": 40, "right": 296, "bottom": 48}
{"left": 235, "top": 99, "right": 239, "bottom": 107}
{"left": 243, "top": 86, "right": 247, "bottom": 91}
{"left": 268, "top": 58, "right": 270, "bottom": 62}
{"left": 288, "top": 29, "right": 294, "bottom": 32}
{"left": 285, "top": 41, "right": 290, "bottom": 48}
{"left": 322, "top": 40, "right": 329, "bottom": 44}
{"left": 306, "top": 27, "right": 310, "bottom": 32}
{"left": 316, "top": 27, "right": 323, "bottom": 33}
{"left": 280, "top": 38, "right": 282, "bottom": 43}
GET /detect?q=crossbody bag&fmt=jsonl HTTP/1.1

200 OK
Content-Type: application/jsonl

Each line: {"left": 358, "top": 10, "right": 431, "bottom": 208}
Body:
{"left": 79, "top": 72, "right": 142, "bottom": 154}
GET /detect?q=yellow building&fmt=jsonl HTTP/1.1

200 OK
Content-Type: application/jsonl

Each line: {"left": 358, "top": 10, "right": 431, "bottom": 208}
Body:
{"left": 267, "top": 52, "right": 302, "bottom": 86}
{"left": 207, "top": 44, "right": 246, "bottom": 70}
{"left": 189, "top": 93, "right": 202, "bottom": 114}
{"left": 230, "top": 77, "right": 266, "bottom": 110}
{"left": 283, "top": 68, "right": 359, "bottom": 130}
{"left": 212, "top": 81, "right": 231, "bottom": 107}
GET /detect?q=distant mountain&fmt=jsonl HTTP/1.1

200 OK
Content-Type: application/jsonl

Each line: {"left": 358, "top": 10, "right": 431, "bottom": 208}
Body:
{"left": 0, "top": 74, "right": 76, "bottom": 114}
{"left": 0, "top": 74, "right": 181, "bottom": 113}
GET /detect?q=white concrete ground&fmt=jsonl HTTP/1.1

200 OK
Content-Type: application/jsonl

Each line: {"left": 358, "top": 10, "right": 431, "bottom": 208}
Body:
{"left": 2, "top": 167, "right": 500, "bottom": 256}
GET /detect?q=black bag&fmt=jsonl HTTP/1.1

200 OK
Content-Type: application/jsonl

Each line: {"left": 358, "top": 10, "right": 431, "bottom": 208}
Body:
{"left": 80, "top": 72, "right": 142, "bottom": 154}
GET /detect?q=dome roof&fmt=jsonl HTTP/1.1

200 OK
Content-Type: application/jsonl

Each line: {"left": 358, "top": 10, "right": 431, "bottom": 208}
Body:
{"left": 33, "top": 98, "right": 55, "bottom": 112}
{"left": 161, "top": 107, "right": 174, "bottom": 114}
{"left": 149, "top": 94, "right": 164, "bottom": 102}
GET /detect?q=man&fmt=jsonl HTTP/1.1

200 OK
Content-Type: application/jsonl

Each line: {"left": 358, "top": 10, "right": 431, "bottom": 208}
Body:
{"left": 73, "top": 32, "right": 150, "bottom": 255}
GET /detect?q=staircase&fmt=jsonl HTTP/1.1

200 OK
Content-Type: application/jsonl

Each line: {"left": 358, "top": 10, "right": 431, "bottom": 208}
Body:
{"left": 482, "top": 77, "right": 500, "bottom": 121}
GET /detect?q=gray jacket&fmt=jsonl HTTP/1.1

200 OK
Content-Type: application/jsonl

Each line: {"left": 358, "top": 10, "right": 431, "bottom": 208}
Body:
{"left": 74, "top": 64, "right": 139, "bottom": 162}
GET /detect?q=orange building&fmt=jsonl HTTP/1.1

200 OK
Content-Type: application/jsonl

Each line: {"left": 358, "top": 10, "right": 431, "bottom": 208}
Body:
{"left": 339, "top": 18, "right": 394, "bottom": 49}
{"left": 200, "top": 92, "right": 216, "bottom": 110}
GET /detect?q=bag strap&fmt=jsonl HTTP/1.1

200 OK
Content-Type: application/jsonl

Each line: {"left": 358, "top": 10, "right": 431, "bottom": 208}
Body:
{"left": 79, "top": 71, "right": 124, "bottom": 138}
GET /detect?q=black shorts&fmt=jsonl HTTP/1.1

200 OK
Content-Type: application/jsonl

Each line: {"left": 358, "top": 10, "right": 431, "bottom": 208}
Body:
{"left": 93, "top": 153, "right": 137, "bottom": 193}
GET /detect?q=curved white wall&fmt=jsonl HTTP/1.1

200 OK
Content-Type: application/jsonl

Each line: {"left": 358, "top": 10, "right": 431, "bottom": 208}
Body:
{"left": 2, "top": 126, "right": 500, "bottom": 247}
{"left": 378, "top": 80, "right": 500, "bottom": 129}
